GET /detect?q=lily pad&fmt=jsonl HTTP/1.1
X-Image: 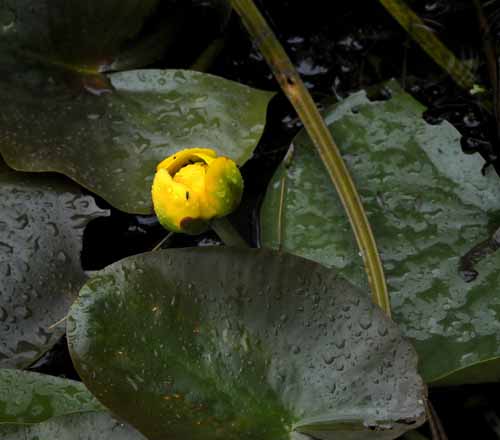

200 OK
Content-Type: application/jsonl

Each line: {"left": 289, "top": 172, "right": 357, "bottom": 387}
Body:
{"left": 68, "top": 247, "right": 425, "bottom": 440}
{"left": 0, "top": 369, "right": 103, "bottom": 424}
{"left": 0, "top": 412, "right": 145, "bottom": 440}
{"left": 260, "top": 80, "right": 500, "bottom": 385}
{"left": 0, "top": 0, "right": 272, "bottom": 214}
{"left": 0, "top": 369, "right": 144, "bottom": 439}
{"left": 0, "top": 160, "right": 107, "bottom": 368}
{"left": 0, "top": 68, "right": 273, "bottom": 214}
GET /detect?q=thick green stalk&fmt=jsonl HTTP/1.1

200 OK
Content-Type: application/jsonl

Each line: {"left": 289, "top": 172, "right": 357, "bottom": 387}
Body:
{"left": 378, "top": 0, "right": 476, "bottom": 91}
{"left": 211, "top": 217, "right": 249, "bottom": 247}
{"left": 230, "top": 0, "right": 391, "bottom": 316}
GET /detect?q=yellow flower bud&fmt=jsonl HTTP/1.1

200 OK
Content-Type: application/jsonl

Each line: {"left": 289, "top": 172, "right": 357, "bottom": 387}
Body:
{"left": 151, "top": 148, "right": 244, "bottom": 234}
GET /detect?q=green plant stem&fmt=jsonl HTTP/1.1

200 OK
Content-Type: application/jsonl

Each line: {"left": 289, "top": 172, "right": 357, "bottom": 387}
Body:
{"left": 152, "top": 232, "right": 174, "bottom": 251}
{"left": 425, "top": 399, "right": 448, "bottom": 440}
{"left": 277, "top": 145, "right": 294, "bottom": 252}
{"left": 190, "top": 38, "right": 225, "bottom": 72}
{"left": 230, "top": 0, "right": 391, "bottom": 316}
{"left": 378, "top": 0, "right": 476, "bottom": 91}
{"left": 211, "top": 217, "right": 249, "bottom": 247}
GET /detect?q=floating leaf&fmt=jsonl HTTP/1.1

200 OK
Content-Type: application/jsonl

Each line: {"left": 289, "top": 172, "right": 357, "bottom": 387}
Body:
{"left": 68, "top": 247, "right": 425, "bottom": 440}
{"left": 0, "top": 69, "right": 273, "bottom": 214}
{"left": 0, "top": 0, "right": 271, "bottom": 214}
{"left": 260, "top": 81, "right": 500, "bottom": 385}
{"left": 0, "top": 412, "right": 145, "bottom": 440}
{"left": 0, "top": 160, "right": 107, "bottom": 368}
{"left": 0, "top": 369, "right": 143, "bottom": 439}
{"left": 0, "top": 369, "right": 103, "bottom": 424}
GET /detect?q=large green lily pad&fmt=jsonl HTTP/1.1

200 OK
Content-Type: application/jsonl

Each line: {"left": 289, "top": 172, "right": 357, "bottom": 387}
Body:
{"left": 0, "top": 69, "right": 273, "bottom": 214}
{"left": 0, "top": 160, "right": 107, "bottom": 368}
{"left": 260, "top": 81, "right": 500, "bottom": 385}
{"left": 0, "top": 369, "right": 103, "bottom": 424}
{"left": 68, "top": 247, "right": 425, "bottom": 440}
{"left": 0, "top": 412, "right": 146, "bottom": 440}
{"left": 0, "top": 0, "right": 273, "bottom": 214}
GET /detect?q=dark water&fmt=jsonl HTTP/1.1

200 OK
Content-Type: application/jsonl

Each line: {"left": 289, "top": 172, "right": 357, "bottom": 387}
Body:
{"left": 31, "top": 1, "right": 500, "bottom": 438}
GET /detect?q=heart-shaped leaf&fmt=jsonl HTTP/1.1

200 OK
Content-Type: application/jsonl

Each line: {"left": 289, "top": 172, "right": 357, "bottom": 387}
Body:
{"left": 68, "top": 247, "right": 425, "bottom": 440}
{"left": 0, "top": 69, "right": 273, "bottom": 214}
{"left": 0, "top": 412, "right": 145, "bottom": 440}
{"left": 0, "top": 369, "right": 103, "bottom": 424}
{"left": 260, "top": 81, "right": 500, "bottom": 385}
{"left": 0, "top": 160, "right": 107, "bottom": 368}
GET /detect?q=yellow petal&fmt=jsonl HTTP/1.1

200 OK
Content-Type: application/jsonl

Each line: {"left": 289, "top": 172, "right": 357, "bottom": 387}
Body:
{"left": 156, "top": 148, "right": 216, "bottom": 175}
{"left": 173, "top": 162, "right": 207, "bottom": 200}
{"left": 151, "top": 168, "right": 207, "bottom": 234}
{"left": 203, "top": 157, "right": 244, "bottom": 218}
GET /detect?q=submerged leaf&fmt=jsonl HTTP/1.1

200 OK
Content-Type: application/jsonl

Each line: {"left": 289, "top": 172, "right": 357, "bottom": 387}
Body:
{"left": 1, "top": 0, "right": 187, "bottom": 73}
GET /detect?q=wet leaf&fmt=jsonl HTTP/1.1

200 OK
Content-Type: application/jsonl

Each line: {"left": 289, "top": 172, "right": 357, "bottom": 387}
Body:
{"left": 260, "top": 80, "right": 500, "bottom": 385}
{"left": 0, "top": 69, "right": 273, "bottom": 214}
{"left": 0, "top": 369, "right": 144, "bottom": 439}
{"left": 68, "top": 247, "right": 425, "bottom": 440}
{"left": 0, "top": 412, "right": 145, "bottom": 440}
{"left": 0, "top": 160, "right": 107, "bottom": 368}
{"left": 0, "top": 0, "right": 272, "bottom": 214}
{"left": 0, "top": 369, "right": 103, "bottom": 424}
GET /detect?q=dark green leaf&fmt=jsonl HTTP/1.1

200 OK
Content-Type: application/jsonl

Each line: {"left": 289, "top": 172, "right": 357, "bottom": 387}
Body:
{"left": 0, "top": 0, "right": 178, "bottom": 73}
{"left": 0, "top": 412, "right": 145, "bottom": 439}
{"left": 0, "top": 69, "right": 273, "bottom": 214}
{"left": 0, "top": 369, "right": 103, "bottom": 424}
{"left": 260, "top": 80, "right": 500, "bottom": 385}
{"left": 68, "top": 247, "right": 425, "bottom": 440}
{"left": 0, "top": 160, "right": 107, "bottom": 368}
{"left": 0, "top": 0, "right": 271, "bottom": 214}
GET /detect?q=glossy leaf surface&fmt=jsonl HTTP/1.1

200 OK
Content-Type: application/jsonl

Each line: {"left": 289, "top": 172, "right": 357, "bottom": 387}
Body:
{"left": 0, "top": 69, "right": 273, "bottom": 214}
{"left": 0, "top": 412, "right": 145, "bottom": 439}
{"left": 0, "top": 0, "right": 272, "bottom": 214}
{"left": 0, "top": 369, "right": 103, "bottom": 424}
{"left": 0, "top": 160, "right": 107, "bottom": 368}
{"left": 260, "top": 81, "right": 500, "bottom": 384}
{"left": 68, "top": 247, "right": 425, "bottom": 440}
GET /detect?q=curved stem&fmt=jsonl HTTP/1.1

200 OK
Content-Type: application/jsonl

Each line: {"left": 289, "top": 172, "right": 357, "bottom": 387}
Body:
{"left": 230, "top": 0, "right": 391, "bottom": 316}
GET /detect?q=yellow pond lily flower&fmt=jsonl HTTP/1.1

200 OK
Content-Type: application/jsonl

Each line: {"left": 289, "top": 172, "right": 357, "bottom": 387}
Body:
{"left": 152, "top": 148, "right": 244, "bottom": 234}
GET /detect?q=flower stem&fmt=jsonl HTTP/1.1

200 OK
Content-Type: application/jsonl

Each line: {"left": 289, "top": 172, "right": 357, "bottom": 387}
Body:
{"left": 152, "top": 232, "right": 174, "bottom": 251}
{"left": 211, "top": 217, "right": 249, "bottom": 247}
{"left": 229, "top": 0, "right": 391, "bottom": 316}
